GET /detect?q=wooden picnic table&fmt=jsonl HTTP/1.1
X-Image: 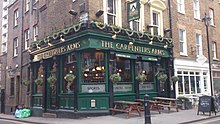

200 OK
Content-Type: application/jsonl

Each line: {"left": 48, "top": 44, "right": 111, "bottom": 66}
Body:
{"left": 109, "top": 100, "right": 141, "bottom": 118}
{"left": 136, "top": 99, "right": 161, "bottom": 114}
{"left": 153, "top": 97, "right": 179, "bottom": 112}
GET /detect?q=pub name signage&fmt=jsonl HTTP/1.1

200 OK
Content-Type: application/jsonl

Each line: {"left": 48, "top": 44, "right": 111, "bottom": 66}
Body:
{"left": 33, "top": 39, "right": 167, "bottom": 62}
{"left": 33, "top": 42, "right": 80, "bottom": 61}
{"left": 101, "top": 41, "right": 166, "bottom": 56}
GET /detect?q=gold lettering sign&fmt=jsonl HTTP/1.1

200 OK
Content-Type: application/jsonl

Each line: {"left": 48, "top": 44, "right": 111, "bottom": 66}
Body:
{"left": 33, "top": 42, "right": 80, "bottom": 61}
{"left": 101, "top": 40, "right": 165, "bottom": 56}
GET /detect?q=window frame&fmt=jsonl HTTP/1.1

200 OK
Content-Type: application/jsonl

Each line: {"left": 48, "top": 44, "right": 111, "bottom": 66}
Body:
{"left": 24, "top": 29, "right": 30, "bottom": 50}
{"left": 13, "top": 37, "right": 18, "bottom": 57}
{"left": 25, "top": 0, "right": 30, "bottom": 12}
{"left": 177, "top": 0, "right": 185, "bottom": 14}
{"left": 103, "top": 0, "right": 122, "bottom": 26}
{"left": 150, "top": 8, "right": 163, "bottom": 36}
{"left": 193, "top": 0, "right": 200, "bottom": 19}
{"left": 209, "top": 8, "right": 214, "bottom": 26}
{"left": 129, "top": 19, "right": 140, "bottom": 31}
{"left": 179, "top": 29, "right": 187, "bottom": 56}
{"left": 33, "top": 25, "right": 38, "bottom": 41}
{"left": 212, "top": 42, "right": 217, "bottom": 60}
{"left": 14, "top": 9, "right": 19, "bottom": 27}
{"left": 10, "top": 78, "right": 15, "bottom": 96}
{"left": 195, "top": 33, "right": 202, "bottom": 56}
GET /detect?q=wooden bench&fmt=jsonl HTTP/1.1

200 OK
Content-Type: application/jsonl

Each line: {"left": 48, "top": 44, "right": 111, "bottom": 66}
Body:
{"left": 154, "top": 97, "right": 179, "bottom": 113}
{"left": 158, "top": 104, "right": 179, "bottom": 112}
{"left": 136, "top": 99, "right": 161, "bottom": 114}
{"left": 109, "top": 100, "right": 141, "bottom": 118}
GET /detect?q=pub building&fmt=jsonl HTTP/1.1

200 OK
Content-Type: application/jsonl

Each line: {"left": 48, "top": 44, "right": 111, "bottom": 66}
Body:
{"left": 29, "top": 21, "right": 173, "bottom": 117}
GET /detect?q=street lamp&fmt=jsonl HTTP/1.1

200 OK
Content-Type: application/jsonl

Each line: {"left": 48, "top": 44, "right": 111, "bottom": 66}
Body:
{"left": 202, "top": 13, "right": 213, "bottom": 96}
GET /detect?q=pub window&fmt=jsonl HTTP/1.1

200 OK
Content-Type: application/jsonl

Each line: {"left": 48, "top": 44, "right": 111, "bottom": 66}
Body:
{"left": 82, "top": 52, "right": 105, "bottom": 83}
{"left": 112, "top": 57, "right": 132, "bottom": 82}
{"left": 10, "top": 78, "right": 15, "bottom": 96}
{"left": 135, "top": 61, "right": 153, "bottom": 82}
{"left": 62, "top": 53, "right": 77, "bottom": 93}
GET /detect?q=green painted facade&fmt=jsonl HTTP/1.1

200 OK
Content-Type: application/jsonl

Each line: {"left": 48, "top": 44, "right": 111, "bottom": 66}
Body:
{"left": 30, "top": 22, "right": 172, "bottom": 114}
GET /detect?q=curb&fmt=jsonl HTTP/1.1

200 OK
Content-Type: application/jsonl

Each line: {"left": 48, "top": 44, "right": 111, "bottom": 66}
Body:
{"left": 0, "top": 117, "right": 48, "bottom": 124}
{"left": 179, "top": 114, "right": 220, "bottom": 124}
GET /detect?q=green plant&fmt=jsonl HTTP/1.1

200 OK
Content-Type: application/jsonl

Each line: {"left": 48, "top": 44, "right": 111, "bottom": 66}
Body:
{"left": 136, "top": 73, "right": 147, "bottom": 82}
{"left": 110, "top": 74, "right": 121, "bottom": 83}
{"left": 171, "top": 76, "right": 179, "bottom": 83}
{"left": 35, "top": 78, "right": 43, "bottom": 86}
{"left": 47, "top": 75, "right": 57, "bottom": 86}
{"left": 64, "top": 74, "right": 76, "bottom": 83}
{"left": 23, "top": 80, "right": 30, "bottom": 86}
{"left": 157, "top": 73, "right": 168, "bottom": 82}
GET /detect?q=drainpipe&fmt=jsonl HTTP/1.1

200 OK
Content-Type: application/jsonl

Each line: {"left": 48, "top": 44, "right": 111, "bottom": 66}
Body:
{"left": 168, "top": 0, "right": 175, "bottom": 98}
{"left": 20, "top": 0, "right": 24, "bottom": 105}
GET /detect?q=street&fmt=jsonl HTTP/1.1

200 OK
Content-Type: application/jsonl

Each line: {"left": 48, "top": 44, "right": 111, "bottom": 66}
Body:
{"left": 0, "top": 119, "right": 32, "bottom": 124}
{"left": 188, "top": 117, "right": 220, "bottom": 124}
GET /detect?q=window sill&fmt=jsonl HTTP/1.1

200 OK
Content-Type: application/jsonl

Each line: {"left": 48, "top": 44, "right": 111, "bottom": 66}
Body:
{"left": 24, "top": 10, "right": 29, "bottom": 14}
{"left": 180, "top": 53, "right": 188, "bottom": 57}
{"left": 213, "top": 58, "right": 219, "bottom": 61}
{"left": 194, "top": 18, "right": 201, "bottom": 21}
{"left": 178, "top": 11, "right": 185, "bottom": 15}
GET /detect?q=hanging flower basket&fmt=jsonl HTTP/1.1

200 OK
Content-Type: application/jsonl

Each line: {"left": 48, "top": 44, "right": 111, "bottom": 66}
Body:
{"left": 47, "top": 75, "right": 57, "bottom": 87}
{"left": 35, "top": 78, "right": 43, "bottom": 86}
{"left": 64, "top": 74, "right": 76, "bottom": 83}
{"left": 136, "top": 73, "right": 147, "bottom": 82}
{"left": 171, "top": 76, "right": 179, "bottom": 83}
{"left": 23, "top": 80, "right": 30, "bottom": 86}
{"left": 110, "top": 74, "right": 121, "bottom": 83}
{"left": 157, "top": 73, "right": 168, "bottom": 82}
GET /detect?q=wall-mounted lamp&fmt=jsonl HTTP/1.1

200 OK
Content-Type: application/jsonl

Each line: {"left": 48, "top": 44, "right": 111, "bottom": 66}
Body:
{"left": 129, "top": 41, "right": 133, "bottom": 45}
{"left": 164, "top": 42, "right": 168, "bottom": 49}
{"left": 164, "top": 28, "right": 171, "bottom": 35}
{"left": 149, "top": 41, "right": 153, "bottom": 45}
{"left": 96, "top": 10, "right": 104, "bottom": 17}
{"left": 48, "top": 42, "right": 53, "bottom": 46}
{"left": 60, "top": 34, "right": 65, "bottom": 42}
{"left": 69, "top": 10, "right": 78, "bottom": 16}
{"left": 36, "top": 44, "right": 41, "bottom": 49}
{"left": 112, "top": 33, "right": 116, "bottom": 40}
{"left": 28, "top": 47, "right": 32, "bottom": 53}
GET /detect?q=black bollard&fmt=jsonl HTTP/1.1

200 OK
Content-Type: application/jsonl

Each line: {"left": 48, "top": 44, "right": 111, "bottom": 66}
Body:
{"left": 144, "top": 94, "right": 151, "bottom": 124}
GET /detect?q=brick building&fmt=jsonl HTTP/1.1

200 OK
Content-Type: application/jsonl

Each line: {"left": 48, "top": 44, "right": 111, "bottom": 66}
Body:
{"left": 171, "top": 0, "right": 220, "bottom": 98}
{"left": 2, "top": 0, "right": 175, "bottom": 117}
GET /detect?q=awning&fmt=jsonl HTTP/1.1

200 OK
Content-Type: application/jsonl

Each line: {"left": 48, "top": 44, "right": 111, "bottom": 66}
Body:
{"left": 115, "top": 53, "right": 137, "bottom": 59}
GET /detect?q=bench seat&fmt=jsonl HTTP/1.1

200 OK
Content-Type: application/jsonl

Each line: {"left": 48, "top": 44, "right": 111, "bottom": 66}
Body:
{"left": 158, "top": 104, "right": 179, "bottom": 112}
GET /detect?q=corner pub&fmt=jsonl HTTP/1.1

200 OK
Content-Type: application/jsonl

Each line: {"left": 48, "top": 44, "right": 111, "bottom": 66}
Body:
{"left": 29, "top": 21, "right": 173, "bottom": 117}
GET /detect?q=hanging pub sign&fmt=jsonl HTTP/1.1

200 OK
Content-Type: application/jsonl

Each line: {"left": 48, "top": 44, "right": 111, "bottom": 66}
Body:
{"left": 127, "top": 0, "right": 140, "bottom": 21}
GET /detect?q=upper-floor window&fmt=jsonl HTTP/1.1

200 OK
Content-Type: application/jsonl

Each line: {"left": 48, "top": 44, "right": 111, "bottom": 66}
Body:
{"left": 14, "top": 9, "right": 19, "bottom": 27}
{"left": 193, "top": 0, "right": 200, "bottom": 19}
{"left": 209, "top": 8, "right": 214, "bottom": 26}
{"left": 179, "top": 29, "right": 187, "bottom": 55}
{"left": 177, "top": 0, "right": 185, "bottom": 14}
{"left": 103, "top": 0, "right": 121, "bottom": 26}
{"left": 129, "top": 19, "right": 139, "bottom": 31}
{"left": 149, "top": 0, "right": 166, "bottom": 36}
{"left": 25, "top": 0, "right": 30, "bottom": 12}
{"left": 212, "top": 42, "right": 217, "bottom": 60}
{"left": 13, "top": 38, "right": 18, "bottom": 57}
{"left": 195, "top": 33, "right": 202, "bottom": 56}
{"left": 24, "top": 29, "right": 30, "bottom": 50}
{"left": 33, "top": 25, "right": 38, "bottom": 41}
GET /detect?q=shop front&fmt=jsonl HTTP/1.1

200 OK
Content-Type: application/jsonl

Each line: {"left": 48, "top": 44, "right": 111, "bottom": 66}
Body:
{"left": 30, "top": 22, "right": 173, "bottom": 117}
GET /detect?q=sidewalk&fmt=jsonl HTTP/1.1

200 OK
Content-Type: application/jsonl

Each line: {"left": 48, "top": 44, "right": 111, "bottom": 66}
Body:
{"left": 0, "top": 109, "right": 218, "bottom": 124}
